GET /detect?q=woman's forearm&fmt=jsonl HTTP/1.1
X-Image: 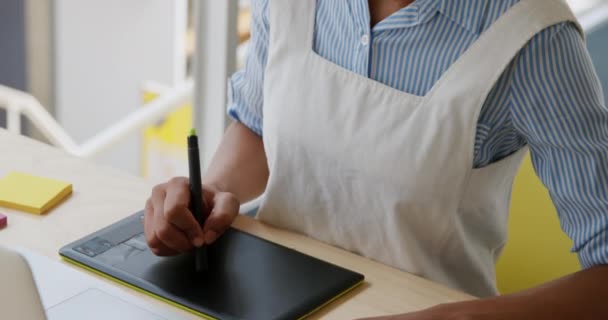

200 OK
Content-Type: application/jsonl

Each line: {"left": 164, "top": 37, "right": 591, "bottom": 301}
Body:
{"left": 440, "top": 265, "right": 608, "bottom": 319}
{"left": 203, "top": 122, "right": 269, "bottom": 203}
{"left": 360, "top": 265, "right": 608, "bottom": 319}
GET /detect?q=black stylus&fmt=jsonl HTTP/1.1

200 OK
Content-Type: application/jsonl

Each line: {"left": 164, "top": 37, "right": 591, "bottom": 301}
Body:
{"left": 188, "top": 128, "right": 208, "bottom": 272}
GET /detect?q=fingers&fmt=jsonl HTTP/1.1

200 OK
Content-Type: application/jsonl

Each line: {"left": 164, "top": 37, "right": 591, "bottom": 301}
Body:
{"left": 144, "top": 196, "right": 178, "bottom": 256}
{"left": 202, "top": 192, "right": 240, "bottom": 244}
{"left": 145, "top": 180, "right": 194, "bottom": 255}
{"left": 154, "top": 220, "right": 191, "bottom": 253}
{"left": 163, "top": 177, "right": 204, "bottom": 246}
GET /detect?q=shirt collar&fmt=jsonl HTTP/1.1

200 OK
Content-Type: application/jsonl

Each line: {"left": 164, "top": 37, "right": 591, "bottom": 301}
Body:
{"left": 432, "top": 0, "right": 489, "bottom": 35}
{"left": 373, "top": 0, "right": 440, "bottom": 31}
{"left": 373, "top": 0, "right": 487, "bottom": 35}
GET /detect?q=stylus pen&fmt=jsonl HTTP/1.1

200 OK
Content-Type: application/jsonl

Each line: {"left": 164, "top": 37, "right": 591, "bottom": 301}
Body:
{"left": 188, "top": 128, "right": 208, "bottom": 272}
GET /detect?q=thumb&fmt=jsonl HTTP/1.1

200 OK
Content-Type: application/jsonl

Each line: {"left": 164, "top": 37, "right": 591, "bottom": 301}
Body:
{"left": 202, "top": 192, "right": 240, "bottom": 244}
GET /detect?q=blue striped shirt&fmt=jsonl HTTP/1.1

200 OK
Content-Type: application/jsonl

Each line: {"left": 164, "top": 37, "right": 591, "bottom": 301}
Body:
{"left": 228, "top": 0, "right": 608, "bottom": 268}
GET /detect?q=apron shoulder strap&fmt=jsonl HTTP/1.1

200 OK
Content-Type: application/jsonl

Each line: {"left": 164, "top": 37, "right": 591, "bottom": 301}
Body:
{"left": 267, "top": 0, "right": 316, "bottom": 58}
{"left": 425, "top": 0, "right": 580, "bottom": 110}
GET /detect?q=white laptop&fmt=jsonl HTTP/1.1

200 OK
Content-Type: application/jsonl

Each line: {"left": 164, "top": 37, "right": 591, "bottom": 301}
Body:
{"left": 0, "top": 246, "right": 189, "bottom": 320}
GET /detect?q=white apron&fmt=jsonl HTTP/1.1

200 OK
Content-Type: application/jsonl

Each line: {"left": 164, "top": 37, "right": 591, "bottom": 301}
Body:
{"left": 257, "top": 0, "right": 579, "bottom": 297}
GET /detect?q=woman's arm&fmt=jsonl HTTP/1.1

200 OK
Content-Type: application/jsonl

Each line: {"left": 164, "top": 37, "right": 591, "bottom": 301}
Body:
{"left": 144, "top": 0, "right": 271, "bottom": 255}
{"left": 359, "top": 265, "right": 608, "bottom": 319}
{"left": 203, "top": 121, "right": 268, "bottom": 203}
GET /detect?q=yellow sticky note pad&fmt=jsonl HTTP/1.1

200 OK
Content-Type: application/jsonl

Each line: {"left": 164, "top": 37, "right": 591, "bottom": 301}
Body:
{"left": 0, "top": 172, "right": 72, "bottom": 214}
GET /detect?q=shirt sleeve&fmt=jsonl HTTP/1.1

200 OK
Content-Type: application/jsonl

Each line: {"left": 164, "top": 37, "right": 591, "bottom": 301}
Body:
{"left": 509, "top": 22, "right": 608, "bottom": 268}
{"left": 226, "top": 0, "right": 269, "bottom": 136}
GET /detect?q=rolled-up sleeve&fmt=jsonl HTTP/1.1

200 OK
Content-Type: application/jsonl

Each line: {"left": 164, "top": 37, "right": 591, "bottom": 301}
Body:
{"left": 510, "top": 22, "right": 608, "bottom": 268}
{"left": 227, "top": 0, "right": 269, "bottom": 136}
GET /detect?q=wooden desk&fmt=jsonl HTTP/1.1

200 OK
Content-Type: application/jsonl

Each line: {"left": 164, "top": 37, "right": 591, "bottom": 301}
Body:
{"left": 0, "top": 130, "right": 473, "bottom": 319}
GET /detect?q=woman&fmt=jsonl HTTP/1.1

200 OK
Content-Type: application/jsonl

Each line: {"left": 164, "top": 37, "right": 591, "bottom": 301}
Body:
{"left": 144, "top": 0, "right": 608, "bottom": 318}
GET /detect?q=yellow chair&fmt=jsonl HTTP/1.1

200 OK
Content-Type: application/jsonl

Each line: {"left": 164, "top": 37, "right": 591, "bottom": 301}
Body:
{"left": 496, "top": 154, "right": 581, "bottom": 294}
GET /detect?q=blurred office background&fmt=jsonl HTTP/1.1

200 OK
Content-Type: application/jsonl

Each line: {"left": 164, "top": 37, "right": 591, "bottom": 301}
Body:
{"left": 0, "top": 0, "right": 607, "bottom": 183}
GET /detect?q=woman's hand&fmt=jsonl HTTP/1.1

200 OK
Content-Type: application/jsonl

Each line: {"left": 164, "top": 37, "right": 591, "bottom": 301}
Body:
{"left": 143, "top": 177, "right": 240, "bottom": 256}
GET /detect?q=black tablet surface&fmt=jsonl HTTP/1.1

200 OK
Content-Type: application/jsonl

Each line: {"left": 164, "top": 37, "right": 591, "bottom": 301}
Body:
{"left": 59, "top": 211, "right": 364, "bottom": 320}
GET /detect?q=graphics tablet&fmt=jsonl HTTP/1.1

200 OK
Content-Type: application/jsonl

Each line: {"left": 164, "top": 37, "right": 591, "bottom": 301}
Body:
{"left": 59, "top": 211, "right": 364, "bottom": 320}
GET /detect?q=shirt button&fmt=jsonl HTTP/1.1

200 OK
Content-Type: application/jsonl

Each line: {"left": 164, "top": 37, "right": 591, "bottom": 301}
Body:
{"left": 360, "top": 34, "right": 370, "bottom": 46}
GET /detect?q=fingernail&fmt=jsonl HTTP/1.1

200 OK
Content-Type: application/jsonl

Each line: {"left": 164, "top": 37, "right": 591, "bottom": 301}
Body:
{"left": 193, "top": 236, "right": 205, "bottom": 247}
{"left": 205, "top": 231, "right": 218, "bottom": 244}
